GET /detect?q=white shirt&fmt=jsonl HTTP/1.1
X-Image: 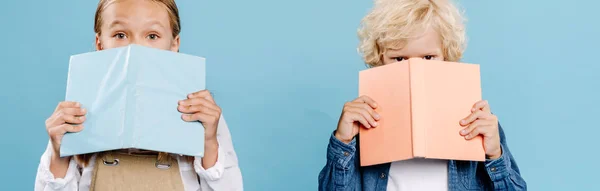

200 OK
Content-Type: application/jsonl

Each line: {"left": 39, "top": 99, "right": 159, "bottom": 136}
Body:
{"left": 35, "top": 117, "right": 243, "bottom": 191}
{"left": 386, "top": 158, "right": 448, "bottom": 191}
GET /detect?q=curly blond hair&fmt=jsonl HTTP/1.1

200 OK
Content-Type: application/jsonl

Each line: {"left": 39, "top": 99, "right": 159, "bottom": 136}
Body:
{"left": 358, "top": 0, "right": 466, "bottom": 67}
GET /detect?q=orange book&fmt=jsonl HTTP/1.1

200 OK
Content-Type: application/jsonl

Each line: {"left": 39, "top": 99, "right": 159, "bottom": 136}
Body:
{"left": 358, "top": 58, "right": 485, "bottom": 167}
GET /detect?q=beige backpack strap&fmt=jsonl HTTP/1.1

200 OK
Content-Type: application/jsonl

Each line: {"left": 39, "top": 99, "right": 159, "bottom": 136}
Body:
{"left": 90, "top": 151, "right": 184, "bottom": 191}
{"left": 155, "top": 152, "right": 173, "bottom": 170}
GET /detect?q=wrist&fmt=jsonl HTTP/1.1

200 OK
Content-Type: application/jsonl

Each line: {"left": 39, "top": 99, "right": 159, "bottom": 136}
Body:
{"left": 50, "top": 150, "right": 71, "bottom": 177}
{"left": 204, "top": 132, "right": 216, "bottom": 140}
{"left": 486, "top": 147, "right": 502, "bottom": 160}
{"left": 51, "top": 155, "right": 71, "bottom": 164}
{"left": 51, "top": 149, "right": 69, "bottom": 163}
{"left": 334, "top": 131, "right": 353, "bottom": 144}
{"left": 204, "top": 138, "right": 218, "bottom": 149}
{"left": 204, "top": 124, "right": 218, "bottom": 141}
{"left": 201, "top": 137, "right": 219, "bottom": 169}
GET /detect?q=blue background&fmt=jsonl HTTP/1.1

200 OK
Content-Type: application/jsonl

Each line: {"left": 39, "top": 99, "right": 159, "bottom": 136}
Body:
{"left": 0, "top": 0, "right": 597, "bottom": 190}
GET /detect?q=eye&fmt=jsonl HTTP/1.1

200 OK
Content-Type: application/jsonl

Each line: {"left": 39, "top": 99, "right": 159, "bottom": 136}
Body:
{"left": 394, "top": 57, "right": 407, "bottom": 62}
{"left": 147, "top": 34, "right": 159, "bottom": 40}
{"left": 423, "top": 55, "right": 435, "bottom": 60}
{"left": 113, "top": 32, "right": 127, "bottom": 39}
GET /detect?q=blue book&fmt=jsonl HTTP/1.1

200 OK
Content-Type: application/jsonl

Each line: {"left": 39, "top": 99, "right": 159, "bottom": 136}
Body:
{"left": 60, "top": 44, "right": 206, "bottom": 157}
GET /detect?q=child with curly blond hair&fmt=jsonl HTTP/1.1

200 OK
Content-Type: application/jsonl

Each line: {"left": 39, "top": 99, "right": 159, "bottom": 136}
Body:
{"left": 318, "top": 0, "right": 526, "bottom": 190}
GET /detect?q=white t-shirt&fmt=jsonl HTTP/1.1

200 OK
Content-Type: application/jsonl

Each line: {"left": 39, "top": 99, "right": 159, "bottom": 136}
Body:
{"left": 386, "top": 158, "right": 448, "bottom": 191}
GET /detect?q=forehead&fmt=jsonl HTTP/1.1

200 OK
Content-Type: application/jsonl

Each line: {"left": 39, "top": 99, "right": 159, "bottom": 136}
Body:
{"left": 101, "top": 0, "right": 170, "bottom": 27}
{"left": 386, "top": 28, "right": 442, "bottom": 55}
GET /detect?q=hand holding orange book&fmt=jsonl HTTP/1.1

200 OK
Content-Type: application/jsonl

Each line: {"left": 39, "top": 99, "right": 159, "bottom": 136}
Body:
{"left": 358, "top": 58, "right": 485, "bottom": 167}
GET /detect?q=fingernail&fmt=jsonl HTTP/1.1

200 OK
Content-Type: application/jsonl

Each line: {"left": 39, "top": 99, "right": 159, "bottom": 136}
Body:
{"left": 373, "top": 122, "right": 378, "bottom": 126}
{"left": 460, "top": 120, "right": 466, "bottom": 124}
{"left": 81, "top": 108, "right": 87, "bottom": 113}
{"left": 374, "top": 113, "right": 381, "bottom": 119}
{"left": 460, "top": 129, "right": 466, "bottom": 135}
{"left": 373, "top": 103, "right": 378, "bottom": 107}
{"left": 75, "top": 102, "right": 80, "bottom": 107}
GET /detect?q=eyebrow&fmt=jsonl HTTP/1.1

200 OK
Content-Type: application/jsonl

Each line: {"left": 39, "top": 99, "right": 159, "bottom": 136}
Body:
{"left": 108, "top": 20, "right": 126, "bottom": 28}
{"left": 422, "top": 50, "right": 442, "bottom": 55}
{"left": 107, "top": 20, "right": 166, "bottom": 29}
{"left": 386, "top": 49, "right": 441, "bottom": 55}
{"left": 145, "top": 20, "right": 167, "bottom": 30}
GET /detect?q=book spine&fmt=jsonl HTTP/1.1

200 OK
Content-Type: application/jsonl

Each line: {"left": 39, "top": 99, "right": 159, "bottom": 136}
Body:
{"left": 409, "top": 59, "right": 427, "bottom": 158}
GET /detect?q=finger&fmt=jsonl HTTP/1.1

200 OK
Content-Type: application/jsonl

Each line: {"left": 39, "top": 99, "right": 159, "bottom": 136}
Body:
{"left": 460, "top": 120, "right": 486, "bottom": 136}
{"left": 179, "top": 97, "right": 220, "bottom": 111}
{"left": 179, "top": 105, "right": 221, "bottom": 116}
{"left": 341, "top": 110, "right": 371, "bottom": 128}
{"left": 347, "top": 107, "right": 378, "bottom": 127}
{"left": 464, "top": 127, "right": 480, "bottom": 140}
{"left": 61, "top": 107, "right": 87, "bottom": 116}
{"left": 47, "top": 111, "right": 84, "bottom": 127}
{"left": 62, "top": 124, "right": 84, "bottom": 133}
{"left": 62, "top": 114, "right": 86, "bottom": 124}
{"left": 182, "top": 112, "right": 219, "bottom": 123}
{"left": 353, "top": 96, "right": 378, "bottom": 109}
{"left": 57, "top": 108, "right": 87, "bottom": 124}
{"left": 481, "top": 100, "right": 491, "bottom": 113}
{"left": 54, "top": 101, "right": 81, "bottom": 112}
{"left": 342, "top": 102, "right": 381, "bottom": 126}
{"left": 471, "top": 100, "right": 489, "bottom": 112}
{"left": 346, "top": 102, "right": 380, "bottom": 120}
{"left": 348, "top": 112, "right": 373, "bottom": 129}
{"left": 356, "top": 103, "right": 380, "bottom": 120}
{"left": 465, "top": 124, "right": 494, "bottom": 140}
{"left": 460, "top": 110, "right": 485, "bottom": 126}
{"left": 188, "top": 90, "right": 215, "bottom": 102}
{"left": 49, "top": 124, "right": 84, "bottom": 136}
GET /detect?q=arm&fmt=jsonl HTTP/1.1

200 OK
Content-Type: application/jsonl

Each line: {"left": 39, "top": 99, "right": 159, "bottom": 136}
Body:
{"left": 459, "top": 101, "right": 527, "bottom": 190}
{"left": 195, "top": 116, "right": 243, "bottom": 191}
{"left": 483, "top": 123, "right": 527, "bottom": 190}
{"left": 36, "top": 101, "right": 86, "bottom": 190}
{"left": 178, "top": 90, "right": 243, "bottom": 190}
{"left": 199, "top": 135, "right": 219, "bottom": 170}
{"left": 35, "top": 141, "right": 81, "bottom": 191}
{"left": 318, "top": 131, "right": 362, "bottom": 191}
{"left": 319, "top": 96, "right": 380, "bottom": 191}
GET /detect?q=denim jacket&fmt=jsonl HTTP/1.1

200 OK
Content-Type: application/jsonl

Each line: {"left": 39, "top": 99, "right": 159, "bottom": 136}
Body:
{"left": 318, "top": 123, "right": 527, "bottom": 190}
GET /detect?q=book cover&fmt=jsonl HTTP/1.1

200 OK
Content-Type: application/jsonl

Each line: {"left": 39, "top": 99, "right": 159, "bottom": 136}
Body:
{"left": 60, "top": 44, "right": 206, "bottom": 157}
{"left": 358, "top": 58, "right": 485, "bottom": 166}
